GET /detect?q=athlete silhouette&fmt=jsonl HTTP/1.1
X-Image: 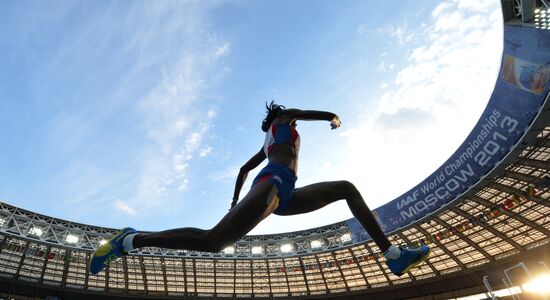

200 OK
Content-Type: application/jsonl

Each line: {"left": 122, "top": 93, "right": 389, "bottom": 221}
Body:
{"left": 90, "top": 101, "right": 430, "bottom": 276}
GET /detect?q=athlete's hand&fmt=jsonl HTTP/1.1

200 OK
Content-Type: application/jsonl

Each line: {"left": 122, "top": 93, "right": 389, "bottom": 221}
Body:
{"left": 330, "top": 115, "right": 341, "bottom": 130}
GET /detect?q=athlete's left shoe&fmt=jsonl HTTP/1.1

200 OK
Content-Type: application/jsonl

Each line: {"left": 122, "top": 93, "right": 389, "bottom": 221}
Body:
{"left": 386, "top": 245, "right": 430, "bottom": 277}
{"left": 89, "top": 227, "right": 137, "bottom": 275}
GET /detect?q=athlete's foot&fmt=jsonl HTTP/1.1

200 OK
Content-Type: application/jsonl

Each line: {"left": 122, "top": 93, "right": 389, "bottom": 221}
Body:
{"left": 386, "top": 245, "right": 430, "bottom": 276}
{"left": 89, "top": 227, "right": 137, "bottom": 275}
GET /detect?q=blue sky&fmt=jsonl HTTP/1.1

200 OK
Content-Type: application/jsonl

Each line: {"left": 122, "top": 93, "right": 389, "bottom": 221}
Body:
{"left": 0, "top": 0, "right": 502, "bottom": 234}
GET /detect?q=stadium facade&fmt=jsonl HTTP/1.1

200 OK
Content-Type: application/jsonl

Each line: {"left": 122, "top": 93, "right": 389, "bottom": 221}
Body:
{"left": 1, "top": 1, "right": 549, "bottom": 299}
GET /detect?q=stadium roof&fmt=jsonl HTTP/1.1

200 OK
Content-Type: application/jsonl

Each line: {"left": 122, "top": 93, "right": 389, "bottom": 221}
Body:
{"left": 0, "top": 1, "right": 549, "bottom": 299}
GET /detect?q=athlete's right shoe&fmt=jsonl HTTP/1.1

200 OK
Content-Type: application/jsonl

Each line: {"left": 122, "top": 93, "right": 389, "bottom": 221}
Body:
{"left": 89, "top": 227, "right": 137, "bottom": 275}
{"left": 386, "top": 245, "right": 430, "bottom": 276}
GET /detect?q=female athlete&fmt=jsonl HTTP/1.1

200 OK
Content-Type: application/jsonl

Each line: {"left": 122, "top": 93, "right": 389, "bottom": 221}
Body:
{"left": 90, "top": 102, "right": 430, "bottom": 276}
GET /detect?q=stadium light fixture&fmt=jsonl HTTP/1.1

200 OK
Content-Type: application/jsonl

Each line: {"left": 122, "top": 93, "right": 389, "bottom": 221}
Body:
{"left": 310, "top": 240, "right": 323, "bottom": 249}
{"left": 522, "top": 274, "right": 550, "bottom": 295}
{"left": 534, "top": 7, "right": 550, "bottom": 29}
{"left": 223, "top": 246, "right": 235, "bottom": 255}
{"left": 251, "top": 246, "right": 263, "bottom": 255}
{"left": 340, "top": 233, "right": 352, "bottom": 243}
{"left": 99, "top": 239, "right": 107, "bottom": 246}
{"left": 280, "top": 243, "right": 293, "bottom": 253}
{"left": 0, "top": 218, "right": 5, "bottom": 227}
{"left": 29, "top": 227, "right": 43, "bottom": 237}
{"left": 65, "top": 234, "right": 79, "bottom": 244}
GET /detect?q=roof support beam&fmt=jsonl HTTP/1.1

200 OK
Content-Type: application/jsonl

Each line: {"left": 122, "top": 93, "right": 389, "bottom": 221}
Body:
{"left": 415, "top": 225, "right": 466, "bottom": 270}
{"left": 449, "top": 206, "right": 525, "bottom": 252}
{"left": 432, "top": 215, "right": 493, "bottom": 262}
{"left": 347, "top": 247, "right": 371, "bottom": 289}
{"left": 298, "top": 256, "right": 312, "bottom": 295}
{"left": 470, "top": 195, "right": 550, "bottom": 236}
{"left": 362, "top": 242, "right": 398, "bottom": 298}
{"left": 314, "top": 253, "right": 330, "bottom": 292}
{"left": 515, "top": 157, "right": 549, "bottom": 169}
{"left": 491, "top": 181, "right": 550, "bottom": 208}
{"left": 329, "top": 251, "right": 350, "bottom": 292}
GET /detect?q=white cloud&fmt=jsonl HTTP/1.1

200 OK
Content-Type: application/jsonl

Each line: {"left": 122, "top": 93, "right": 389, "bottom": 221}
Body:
{"left": 114, "top": 200, "right": 137, "bottom": 216}
{"left": 111, "top": 3, "right": 226, "bottom": 215}
{"left": 378, "top": 23, "right": 415, "bottom": 45}
{"left": 199, "top": 146, "right": 213, "bottom": 157}
{"left": 215, "top": 42, "right": 231, "bottom": 58}
{"left": 434, "top": 10, "right": 464, "bottom": 31}
{"left": 209, "top": 165, "right": 240, "bottom": 183}
{"left": 376, "top": 59, "right": 396, "bottom": 73}
{"left": 377, "top": 108, "right": 436, "bottom": 129}
{"left": 250, "top": 0, "right": 504, "bottom": 234}
{"left": 340, "top": 0, "right": 503, "bottom": 209}
{"left": 454, "top": 0, "right": 495, "bottom": 12}
{"left": 9, "top": 2, "right": 232, "bottom": 226}
{"left": 207, "top": 109, "right": 217, "bottom": 118}
{"left": 432, "top": 2, "right": 454, "bottom": 17}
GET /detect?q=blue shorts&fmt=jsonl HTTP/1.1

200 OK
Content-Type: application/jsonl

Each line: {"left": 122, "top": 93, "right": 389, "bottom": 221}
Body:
{"left": 252, "top": 163, "right": 297, "bottom": 214}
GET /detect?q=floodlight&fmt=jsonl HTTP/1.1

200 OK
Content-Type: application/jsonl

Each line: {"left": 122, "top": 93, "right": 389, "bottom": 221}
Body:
{"left": 340, "top": 233, "right": 352, "bottom": 243}
{"left": 310, "top": 240, "right": 323, "bottom": 249}
{"left": 522, "top": 274, "right": 550, "bottom": 294}
{"left": 223, "top": 246, "right": 235, "bottom": 255}
{"left": 533, "top": 9, "right": 550, "bottom": 29}
{"left": 66, "top": 234, "right": 79, "bottom": 244}
{"left": 99, "top": 239, "right": 107, "bottom": 246}
{"left": 29, "top": 227, "right": 43, "bottom": 237}
{"left": 0, "top": 218, "right": 6, "bottom": 227}
{"left": 280, "top": 243, "right": 293, "bottom": 253}
{"left": 251, "top": 246, "right": 263, "bottom": 255}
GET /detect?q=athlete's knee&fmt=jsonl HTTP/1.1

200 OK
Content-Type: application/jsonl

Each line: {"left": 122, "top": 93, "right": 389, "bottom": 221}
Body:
{"left": 338, "top": 180, "right": 360, "bottom": 198}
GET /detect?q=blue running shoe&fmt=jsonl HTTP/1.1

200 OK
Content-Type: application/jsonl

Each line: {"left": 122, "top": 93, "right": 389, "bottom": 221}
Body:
{"left": 89, "top": 227, "right": 137, "bottom": 275}
{"left": 386, "top": 245, "right": 430, "bottom": 276}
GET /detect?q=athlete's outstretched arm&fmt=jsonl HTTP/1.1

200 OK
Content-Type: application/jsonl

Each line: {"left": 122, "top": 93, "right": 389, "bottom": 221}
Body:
{"left": 231, "top": 147, "right": 267, "bottom": 209}
{"left": 283, "top": 109, "right": 341, "bottom": 129}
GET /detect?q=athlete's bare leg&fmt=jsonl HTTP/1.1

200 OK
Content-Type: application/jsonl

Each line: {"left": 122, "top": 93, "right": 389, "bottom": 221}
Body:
{"left": 275, "top": 180, "right": 391, "bottom": 252}
{"left": 133, "top": 182, "right": 279, "bottom": 252}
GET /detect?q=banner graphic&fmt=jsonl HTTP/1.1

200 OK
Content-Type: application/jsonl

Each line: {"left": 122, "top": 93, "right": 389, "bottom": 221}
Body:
{"left": 347, "top": 25, "right": 550, "bottom": 243}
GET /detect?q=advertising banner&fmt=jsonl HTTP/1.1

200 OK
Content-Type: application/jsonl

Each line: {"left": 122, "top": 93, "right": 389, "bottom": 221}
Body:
{"left": 347, "top": 25, "right": 550, "bottom": 243}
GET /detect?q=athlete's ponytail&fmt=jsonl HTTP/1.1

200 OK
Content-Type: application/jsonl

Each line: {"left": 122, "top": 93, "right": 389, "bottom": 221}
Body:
{"left": 262, "top": 100, "right": 285, "bottom": 132}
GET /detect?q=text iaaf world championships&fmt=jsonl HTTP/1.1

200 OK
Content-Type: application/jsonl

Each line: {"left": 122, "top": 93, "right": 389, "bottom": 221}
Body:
{"left": 397, "top": 109, "right": 520, "bottom": 220}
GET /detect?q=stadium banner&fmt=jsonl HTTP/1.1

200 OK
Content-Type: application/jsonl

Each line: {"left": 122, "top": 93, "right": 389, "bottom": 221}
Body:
{"left": 347, "top": 25, "right": 550, "bottom": 243}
